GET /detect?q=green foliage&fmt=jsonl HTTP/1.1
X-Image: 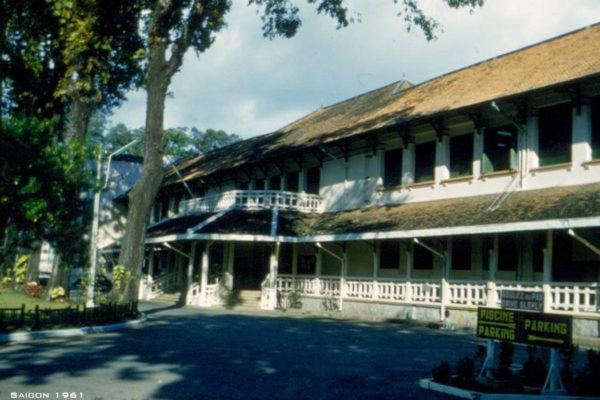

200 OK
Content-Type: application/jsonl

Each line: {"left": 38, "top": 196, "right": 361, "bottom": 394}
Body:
{"left": 13, "top": 255, "right": 28, "bottom": 285}
{"left": 49, "top": 286, "right": 66, "bottom": 301}
{"left": 98, "top": 123, "right": 240, "bottom": 157}
{"left": 0, "top": 117, "right": 90, "bottom": 265}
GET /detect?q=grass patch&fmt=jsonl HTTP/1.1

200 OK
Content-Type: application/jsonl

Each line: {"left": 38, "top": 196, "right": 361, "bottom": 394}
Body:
{"left": 0, "top": 289, "right": 71, "bottom": 310}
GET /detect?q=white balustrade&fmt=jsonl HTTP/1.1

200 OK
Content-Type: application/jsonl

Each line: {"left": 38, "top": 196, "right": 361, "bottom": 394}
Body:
{"left": 447, "top": 280, "right": 487, "bottom": 307}
{"left": 179, "top": 190, "right": 322, "bottom": 215}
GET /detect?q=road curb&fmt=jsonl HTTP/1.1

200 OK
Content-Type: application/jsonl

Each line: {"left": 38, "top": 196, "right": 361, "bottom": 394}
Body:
{"left": 0, "top": 315, "right": 147, "bottom": 343}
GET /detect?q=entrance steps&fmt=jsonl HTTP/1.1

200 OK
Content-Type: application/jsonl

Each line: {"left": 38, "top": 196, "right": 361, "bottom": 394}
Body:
{"left": 152, "top": 291, "right": 184, "bottom": 304}
{"left": 220, "top": 290, "right": 262, "bottom": 311}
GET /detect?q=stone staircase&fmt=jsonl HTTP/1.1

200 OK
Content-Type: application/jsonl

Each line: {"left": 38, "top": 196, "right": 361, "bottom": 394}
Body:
{"left": 152, "top": 290, "right": 184, "bottom": 304}
{"left": 221, "top": 289, "right": 262, "bottom": 311}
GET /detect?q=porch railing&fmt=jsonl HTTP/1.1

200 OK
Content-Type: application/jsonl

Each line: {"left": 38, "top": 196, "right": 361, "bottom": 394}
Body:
{"left": 179, "top": 190, "right": 323, "bottom": 215}
{"left": 138, "top": 272, "right": 180, "bottom": 300}
{"left": 275, "top": 275, "right": 599, "bottom": 317}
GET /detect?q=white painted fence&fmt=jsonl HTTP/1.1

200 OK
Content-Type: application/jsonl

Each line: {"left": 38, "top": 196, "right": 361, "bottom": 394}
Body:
{"left": 179, "top": 190, "right": 323, "bottom": 215}
{"left": 275, "top": 275, "right": 599, "bottom": 317}
{"left": 139, "top": 272, "right": 180, "bottom": 300}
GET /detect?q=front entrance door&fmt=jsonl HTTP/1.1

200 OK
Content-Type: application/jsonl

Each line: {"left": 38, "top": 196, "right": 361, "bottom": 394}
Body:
{"left": 233, "top": 243, "right": 270, "bottom": 290}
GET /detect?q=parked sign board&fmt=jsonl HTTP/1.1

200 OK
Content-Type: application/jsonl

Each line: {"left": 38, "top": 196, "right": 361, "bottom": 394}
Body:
{"left": 500, "top": 290, "right": 543, "bottom": 312}
{"left": 477, "top": 307, "right": 572, "bottom": 349}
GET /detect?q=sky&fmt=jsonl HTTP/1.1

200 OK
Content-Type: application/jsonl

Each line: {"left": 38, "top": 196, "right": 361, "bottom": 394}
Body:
{"left": 109, "top": 0, "right": 600, "bottom": 139}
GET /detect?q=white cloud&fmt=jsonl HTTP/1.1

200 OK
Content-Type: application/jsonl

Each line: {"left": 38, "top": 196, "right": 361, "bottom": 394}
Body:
{"left": 110, "top": 0, "right": 600, "bottom": 138}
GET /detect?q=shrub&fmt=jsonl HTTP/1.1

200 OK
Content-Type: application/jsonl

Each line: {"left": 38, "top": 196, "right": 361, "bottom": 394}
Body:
{"left": 454, "top": 356, "right": 476, "bottom": 387}
{"left": 1, "top": 275, "right": 11, "bottom": 288}
{"left": 522, "top": 346, "right": 547, "bottom": 388}
{"left": 432, "top": 360, "right": 451, "bottom": 384}
{"left": 50, "top": 286, "right": 66, "bottom": 301}
{"left": 24, "top": 282, "right": 44, "bottom": 298}
{"left": 494, "top": 342, "right": 514, "bottom": 380}
{"left": 574, "top": 349, "right": 600, "bottom": 396}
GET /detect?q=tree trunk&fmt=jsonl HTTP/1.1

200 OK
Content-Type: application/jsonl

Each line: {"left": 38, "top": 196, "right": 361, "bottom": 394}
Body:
{"left": 25, "top": 242, "right": 41, "bottom": 284}
{"left": 64, "top": 89, "right": 93, "bottom": 146}
{"left": 44, "top": 252, "right": 67, "bottom": 301}
{"left": 114, "top": 40, "right": 171, "bottom": 303}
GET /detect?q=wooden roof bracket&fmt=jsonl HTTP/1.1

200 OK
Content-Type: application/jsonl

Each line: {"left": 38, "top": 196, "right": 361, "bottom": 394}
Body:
{"left": 566, "top": 86, "right": 585, "bottom": 116}
{"left": 468, "top": 110, "right": 487, "bottom": 135}
{"left": 397, "top": 124, "right": 414, "bottom": 149}
{"left": 431, "top": 118, "right": 449, "bottom": 142}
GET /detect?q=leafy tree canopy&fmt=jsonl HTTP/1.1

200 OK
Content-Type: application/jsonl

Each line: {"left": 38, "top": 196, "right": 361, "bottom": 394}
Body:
{"left": 97, "top": 123, "right": 240, "bottom": 158}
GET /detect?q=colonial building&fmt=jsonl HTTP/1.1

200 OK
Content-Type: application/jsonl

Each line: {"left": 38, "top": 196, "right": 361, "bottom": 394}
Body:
{"left": 139, "top": 25, "right": 600, "bottom": 337}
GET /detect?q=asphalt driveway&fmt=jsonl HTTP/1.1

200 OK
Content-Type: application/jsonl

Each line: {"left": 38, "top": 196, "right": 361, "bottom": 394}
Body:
{"left": 0, "top": 302, "right": 484, "bottom": 400}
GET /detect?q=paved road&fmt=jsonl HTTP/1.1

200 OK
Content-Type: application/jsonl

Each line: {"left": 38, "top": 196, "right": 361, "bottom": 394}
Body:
{"left": 0, "top": 302, "right": 485, "bottom": 400}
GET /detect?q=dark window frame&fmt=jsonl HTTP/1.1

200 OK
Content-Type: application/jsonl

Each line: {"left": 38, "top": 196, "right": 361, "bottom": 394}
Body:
{"left": 537, "top": 102, "right": 572, "bottom": 167}
{"left": 449, "top": 133, "right": 474, "bottom": 178}
{"left": 482, "top": 125, "right": 518, "bottom": 173}
{"left": 383, "top": 148, "right": 403, "bottom": 187}
{"left": 414, "top": 141, "right": 436, "bottom": 183}
{"left": 451, "top": 236, "right": 472, "bottom": 270}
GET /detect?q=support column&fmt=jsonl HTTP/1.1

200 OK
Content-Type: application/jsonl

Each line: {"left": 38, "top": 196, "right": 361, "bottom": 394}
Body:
{"left": 405, "top": 241, "right": 414, "bottom": 303}
{"left": 200, "top": 242, "right": 212, "bottom": 306}
{"left": 543, "top": 230, "right": 553, "bottom": 313}
{"left": 373, "top": 242, "right": 380, "bottom": 300}
{"left": 292, "top": 243, "right": 299, "bottom": 285}
{"left": 315, "top": 246, "right": 322, "bottom": 295}
{"left": 340, "top": 244, "right": 348, "bottom": 311}
{"left": 144, "top": 246, "right": 155, "bottom": 301}
{"left": 264, "top": 242, "right": 280, "bottom": 310}
{"left": 440, "top": 238, "right": 451, "bottom": 321}
{"left": 225, "top": 242, "right": 234, "bottom": 290}
{"left": 486, "top": 234, "right": 499, "bottom": 307}
{"left": 186, "top": 243, "right": 196, "bottom": 305}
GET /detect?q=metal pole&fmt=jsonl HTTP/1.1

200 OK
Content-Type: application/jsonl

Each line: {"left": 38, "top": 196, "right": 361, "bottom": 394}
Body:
{"left": 87, "top": 150, "right": 103, "bottom": 307}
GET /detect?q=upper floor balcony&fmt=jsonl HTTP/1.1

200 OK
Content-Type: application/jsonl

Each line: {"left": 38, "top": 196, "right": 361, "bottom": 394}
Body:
{"left": 179, "top": 190, "right": 323, "bottom": 215}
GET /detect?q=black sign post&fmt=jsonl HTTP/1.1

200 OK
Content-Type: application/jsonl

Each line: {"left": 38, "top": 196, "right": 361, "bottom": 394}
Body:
{"left": 476, "top": 307, "right": 572, "bottom": 349}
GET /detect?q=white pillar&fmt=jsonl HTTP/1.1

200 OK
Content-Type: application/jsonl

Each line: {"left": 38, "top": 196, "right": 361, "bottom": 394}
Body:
{"left": 340, "top": 245, "right": 347, "bottom": 311}
{"left": 572, "top": 104, "right": 592, "bottom": 167}
{"left": 440, "top": 238, "right": 451, "bottom": 321}
{"left": 315, "top": 247, "right": 322, "bottom": 294}
{"left": 187, "top": 243, "right": 196, "bottom": 293}
{"left": 265, "top": 242, "right": 280, "bottom": 310}
{"left": 435, "top": 134, "right": 450, "bottom": 184}
{"left": 486, "top": 234, "right": 499, "bottom": 307}
{"left": 200, "top": 243, "right": 210, "bottom": 306}
{"left": 543, "top": 230, "right": 553, "bottom": 313}
{"left": 405, "top": 241, "right": 414, "bottom": 303}
{"left": 373, "top": 242, "right": 380, "bottom": 300}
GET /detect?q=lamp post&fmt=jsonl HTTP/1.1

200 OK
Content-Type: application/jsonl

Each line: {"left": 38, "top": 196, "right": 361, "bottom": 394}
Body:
{"left": 87, "top": 139, "right": 139, "bottom": 307}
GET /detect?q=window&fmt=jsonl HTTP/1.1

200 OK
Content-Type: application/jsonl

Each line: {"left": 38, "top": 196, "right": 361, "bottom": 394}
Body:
{"left": 498, "top": 233, "right": 518, "bottom": 271}
{"left": 269, "top": 176, "right": 281, "bottom": 190}
{"left": 286, "top": 171, "right": 299, "bottom": 192}
{"left": 306, "top": 167, "right": 320, "bottom": 195}
{"left": 278, "top": 243, "right": 293, "bottom": 274}
{"left": 413, "top": 243, "right": 433, "bottom": 269}
{"left": 380, "top": 240, "right": 400, "bottom": 269}
{"left": 451, "top": 237, "right": 471, "bottom": 270}
{"left": 449, "top": 133, "right": 473, "bottom": 178}
{"left": 482, "top": 125, "right": 517, "bottom": 173}
{"left": 538, "top": 102, "right": 572, "bottom": 166}
{"left": 414, "top": 141, "right": 435, "bottom": 183}
{"left": 592, "top": 96, "right": 600, "bottom": 160}
{"left": 383, "top": 148, "right": 403, "bottom": 187}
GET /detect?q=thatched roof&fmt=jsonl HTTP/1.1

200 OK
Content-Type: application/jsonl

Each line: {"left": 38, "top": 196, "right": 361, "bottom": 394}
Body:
{"left": 165, "top": 24, "right": 600, "bottom": 186}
